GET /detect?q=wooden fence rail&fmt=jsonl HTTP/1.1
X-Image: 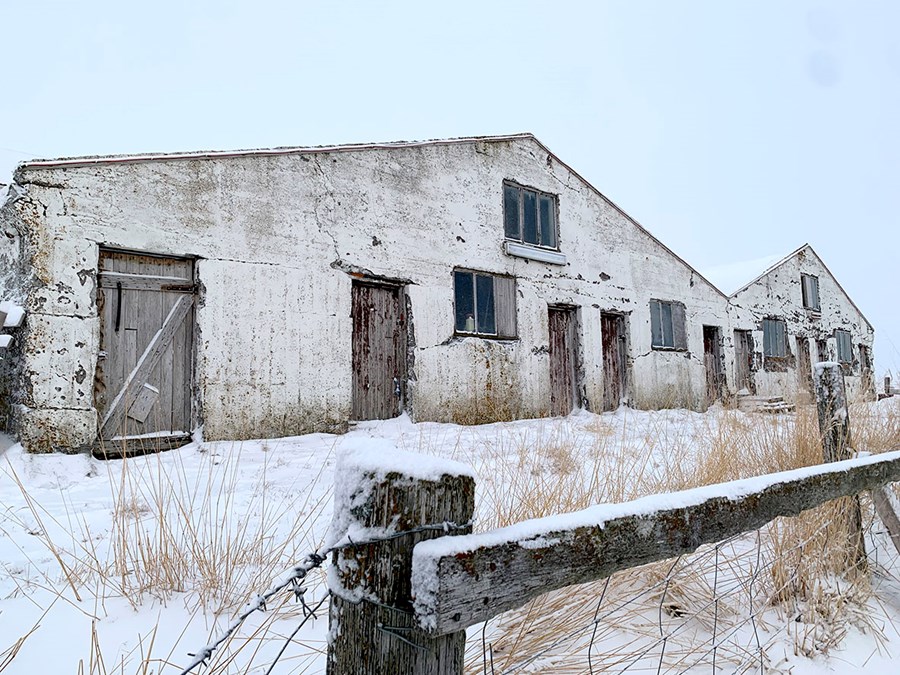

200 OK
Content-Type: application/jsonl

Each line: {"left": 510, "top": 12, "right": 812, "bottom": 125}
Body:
{"left": 327, "top": 363, "right": 900, "bottom": 673}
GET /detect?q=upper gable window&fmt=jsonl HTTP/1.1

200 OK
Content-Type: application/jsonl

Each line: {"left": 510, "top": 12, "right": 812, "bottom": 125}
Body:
{"left": 801, "top": 274, "right": 820, "bottom": 311}
{"left": 503, "top": 182, "right": 558, "bottom": 249}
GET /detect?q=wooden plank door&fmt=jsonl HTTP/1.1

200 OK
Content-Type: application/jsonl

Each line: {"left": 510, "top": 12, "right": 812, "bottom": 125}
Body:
{"left": 796, "top": 337, "right": 813, "bottom": 393}
{"left": 351, "top": 282, "right": 406, "bottom": 420}
{"left": 703, "top": 326, "right": 724, "bottom": 404}
{"left": 95, "top": 251, "right": 195, "bottom": 455}
{"left": 548, "top": 307, "right": 577, "bottom": 417}
{"left": 734, "top": 330, "right": 754, "bottom": 394}
{"left": 600, "top": 312, "right": 627, "bottom": 412}
{"left": 816, "top": 339, "right": 829, "bottom": 364}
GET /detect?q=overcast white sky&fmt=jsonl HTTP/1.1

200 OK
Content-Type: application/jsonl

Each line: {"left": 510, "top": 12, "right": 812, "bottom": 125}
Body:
{"left": 2, "top": 1, "right": 898, "bottom": 377}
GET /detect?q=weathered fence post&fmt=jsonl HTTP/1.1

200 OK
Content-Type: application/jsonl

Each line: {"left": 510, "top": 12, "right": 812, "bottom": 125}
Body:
{"left": 886, "top": 375, "right": 893, "bottom": 397}
{"left": 814, "top": 362, "right": 866, "bottom": 570}
{"left": 327, "top": 449, "right": 475, "bottom": 675}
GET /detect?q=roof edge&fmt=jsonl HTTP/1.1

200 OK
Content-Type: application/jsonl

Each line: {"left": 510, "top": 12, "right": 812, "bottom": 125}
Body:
{"left": 15, "top": 133, "right": 537, "bottom": 171}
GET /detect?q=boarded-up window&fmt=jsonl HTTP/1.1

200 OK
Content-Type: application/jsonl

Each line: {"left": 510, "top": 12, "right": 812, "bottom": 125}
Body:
{"left": 649, "top": 300, "right": 687, "bottom": 350}
{"left": 454, "top": 270, "right": 516, "bottom": 338}
{"left": 835, "top": 329, "right": 853, "bottom": 363}
{"left": 801, "top": 274, "right": 820, "bottom": 311}
{"left": 503, "top": 182, "right": 558, "bottom": 249}
{"left": 763, "top": 318, "right": 787, "bottom": 357}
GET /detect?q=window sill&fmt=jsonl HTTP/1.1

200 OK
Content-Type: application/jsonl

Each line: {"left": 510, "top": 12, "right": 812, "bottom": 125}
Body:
{"left": 504, "top": 241, "right": 567, "bottom": 265}
{"left": 452, "top": 332, "right": 518, "bottom": 342}
{"left": 651, "top": 345, "right": 688, "bottom": 353}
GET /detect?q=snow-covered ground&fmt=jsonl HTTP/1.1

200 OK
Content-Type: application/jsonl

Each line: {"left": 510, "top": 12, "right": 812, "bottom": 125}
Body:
{"left": 2, "top": 405, "right": 900, "bottom": 673}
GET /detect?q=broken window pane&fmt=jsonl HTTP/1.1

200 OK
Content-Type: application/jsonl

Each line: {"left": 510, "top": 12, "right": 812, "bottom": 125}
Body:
{"left": 453, "top": 269, "right": 516, "bottom": 338}
{"left": 504, "top": 184, "right": 520, "bottom": 239}
{"left": 523, "top": 190, "right": 538, "bottom": 245}
{"left": 454, "top": 271, "right": 475, "bottom": 332}
{"left": 539, "top": 195, "right": 556, "bottom": 248}
{"left": 476, "top": 274, "right": 496, "bottom": 334}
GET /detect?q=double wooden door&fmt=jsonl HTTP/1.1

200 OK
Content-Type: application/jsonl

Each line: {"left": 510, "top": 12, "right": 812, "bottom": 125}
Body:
{"left": 95, "top": 251, "right": 195, "bottom": 454}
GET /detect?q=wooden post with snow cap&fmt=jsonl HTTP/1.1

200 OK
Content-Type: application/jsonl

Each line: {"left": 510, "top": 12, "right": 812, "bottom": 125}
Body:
{"left": 813, "top": 361, "right": 867, "bottom": 571}
{"left": 326, "top": 447, "right": 475, "bottom": 675}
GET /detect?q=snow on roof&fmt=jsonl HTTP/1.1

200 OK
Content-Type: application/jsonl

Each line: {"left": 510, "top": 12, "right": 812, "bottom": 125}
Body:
{"left": 700, "top": 252, "right": 787, "bottom": 296}
{"left": 16, "top": 133, "right": 537, "bottom": 171}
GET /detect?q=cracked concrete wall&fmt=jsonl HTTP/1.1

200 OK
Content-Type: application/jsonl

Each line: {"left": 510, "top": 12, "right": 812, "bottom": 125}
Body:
{"left": 729, "top": 246, "right": 874, "bottom": 403}
{"left": 6, "top": 137, "right": 792, "bottom": 449}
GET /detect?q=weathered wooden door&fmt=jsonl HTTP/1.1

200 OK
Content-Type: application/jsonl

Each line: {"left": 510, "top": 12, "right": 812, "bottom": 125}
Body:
{"left": 600, "top": 312, "right": 627, "bottom": 411}
{"left": 548, "top": 307, "right": 578, "bottom": 417}
{"left": 734, "top": 329, "right": 754, "bottom": 394}
{"left": 351, "top": 282, "right": 407, "bottom": 420}
{"left": 816, "top": 339, "right": 828, "bottom": 364}
{"left": 703, "top": 326, "right": 724, "bottom": 404}
{"left": 95, "top": 251, "right": 195, "bottom": 455}
{"left": 796, "top": 337, "right": 813, "bottom": 393}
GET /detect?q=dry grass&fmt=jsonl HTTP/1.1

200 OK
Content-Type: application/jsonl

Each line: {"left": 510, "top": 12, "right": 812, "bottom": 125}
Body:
{"left": 459, "top": 398, "right": 900, "bottom": 674}
{"left": 2, "top": 438, "right": 332, "bottom": 674}
{"left": 4, "top": 398, "right": 900, "bottom": 673}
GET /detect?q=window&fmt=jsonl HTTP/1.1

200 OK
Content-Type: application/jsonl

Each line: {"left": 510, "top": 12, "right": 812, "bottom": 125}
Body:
{"left": 801, "top": 274, "right": 820, "bottom": 311}
{"left": 762, "top": 318, "right": 787, "bottom": 357}
{"left": 649, "top": 300, "right": 687, "bottom": 350}
{"left": 454, "top": 270, "right": 516, "bottom": 338}
{"left": 503, "top": 182, "right": 557, "bottom": 249}
{"left": 835, "top": 329, "right": 853, "bottom": 363}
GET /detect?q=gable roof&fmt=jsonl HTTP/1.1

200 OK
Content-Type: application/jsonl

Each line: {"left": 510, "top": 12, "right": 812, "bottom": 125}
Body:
{"left": 15, "top": 133, "right": 728, "bottom": 300}
{"left": 730, "top": 244, "right": 873, "bottom": 331}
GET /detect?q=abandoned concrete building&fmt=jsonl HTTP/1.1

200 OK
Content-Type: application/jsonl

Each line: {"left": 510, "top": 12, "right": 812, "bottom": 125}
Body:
{"left": 0, "top": 134, "right": 875, "bottom": 454}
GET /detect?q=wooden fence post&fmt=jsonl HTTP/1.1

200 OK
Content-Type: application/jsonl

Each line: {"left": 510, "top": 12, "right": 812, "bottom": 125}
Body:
{"left": 327, "top": 452, "right": 475, "bottom": 675}
{"left": 814, "top": 362, "right": 866, "bottom": 571}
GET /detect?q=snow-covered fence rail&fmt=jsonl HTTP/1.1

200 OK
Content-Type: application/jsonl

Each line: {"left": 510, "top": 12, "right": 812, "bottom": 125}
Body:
{"left": 326, "top": 363, "right": 900, "bottom": 674}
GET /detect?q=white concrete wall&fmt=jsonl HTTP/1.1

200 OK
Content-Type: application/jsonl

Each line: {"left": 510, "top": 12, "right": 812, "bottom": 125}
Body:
{"left": 6, "top": 137, "right": 739, "bottom": 450}
{"left": 5, "top": 138, "right": 871, "bottom": 451}
{"left": 729, "top": 246, "right": 874, "bottom": 402}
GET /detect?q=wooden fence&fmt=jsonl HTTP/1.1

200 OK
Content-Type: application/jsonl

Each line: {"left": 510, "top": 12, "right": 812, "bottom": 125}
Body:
{"left": 326, "top": 363, "right": 900, "bottom": 674}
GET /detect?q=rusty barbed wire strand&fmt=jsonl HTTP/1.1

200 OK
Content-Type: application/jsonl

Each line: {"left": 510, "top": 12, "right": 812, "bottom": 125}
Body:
{"left": 177, "top": 519, "right": 471, "bottom": 675}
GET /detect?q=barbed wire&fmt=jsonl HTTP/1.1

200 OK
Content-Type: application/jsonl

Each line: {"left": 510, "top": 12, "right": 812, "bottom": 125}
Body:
{"left": 495, "top": 505, "right": 876, "bottom": 675}
{"left": 176, "top": 519, "right": 470, "bottom": 675}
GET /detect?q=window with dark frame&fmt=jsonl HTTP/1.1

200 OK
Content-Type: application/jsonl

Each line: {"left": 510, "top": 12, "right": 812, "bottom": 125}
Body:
{"left": 453, "top": 270, "right": 517, "bottom": 338}
{"left": 835, "top": 329, "right": 853, "bottom": 363}
{"left": 649, "top": 299, "right": 687, "bottom": 350}
{"left": 762, "top": 318, "right": 787, "bottom": 357}
{"left": 801, "top": 274, "right": 820, "bottom": 311}
{"left": 503, "top": 182, "right": 558, "bottom": 249}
